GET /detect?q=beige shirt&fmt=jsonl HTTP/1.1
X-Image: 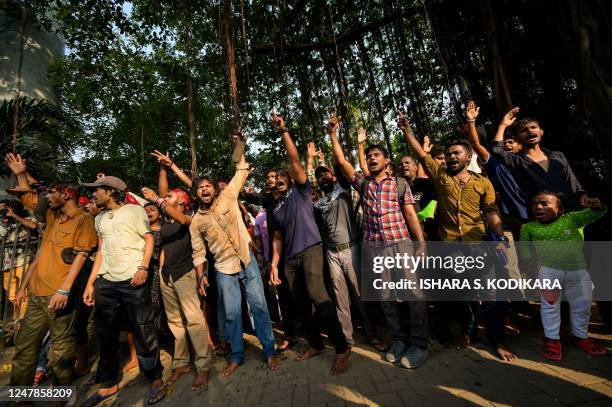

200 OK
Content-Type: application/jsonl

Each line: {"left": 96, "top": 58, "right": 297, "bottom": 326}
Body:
{"left": 190, "top": 163, "right": 251, "bottom": 274}
{"left": 95, "top": 204, "right": 151, "bottom": 281}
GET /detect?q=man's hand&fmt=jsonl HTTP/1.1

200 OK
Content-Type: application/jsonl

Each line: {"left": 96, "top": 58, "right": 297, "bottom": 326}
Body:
{"left": 197, "top": 273, "right": 209, "bottom": 296}
{"left": 422, "top": 135, "right": 433, "bottom": 154}
{"left": 6, "top": 153, "right": 27, "bottom": 175}
{"left": 271, "top": 113, "right": 286, "bottom": 132}
{"left": 307, "top": 142, "right": 317, "bottom": 159}
{"left": 270, "top": 264, "right": 282, "bottom": 285}
{"left": 581, "top": 196, "right": 604, "bottom": 211}
{"left": 357, "top": 127, "right": 367, "bottom": 144}
{"left": 131, "top": 268, "right": 148, "bottom": 286}
{"left": 500, "top": 107, "right": 520, "bottom": 128}
{"left": 48, "top": 292, "right": 69, "bottom": 313}
{"left": 397, "top": 111, "right": 411, "bottom": 133}
{"left": 315, "top": 148, "right": 325, "bottom": 164}
{"left": 13, "top": 288, "right": 26, "bottom": 314}
{"left": 466, "top": 101, "right": 480, "bottom": 121}
{"left": 83, "top": 283, "right": 95, "bottom": 306}
{"left": 141, "top": 187, "right": 159, "bottom": 202}
{"left": 326, "top": 112, "right": 340, "bottom": 135}
{"left": 151, "top": 150, "right": 173, "bottom": 167}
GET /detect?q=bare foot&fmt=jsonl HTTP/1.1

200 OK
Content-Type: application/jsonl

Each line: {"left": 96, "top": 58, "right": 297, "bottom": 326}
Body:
{"left": 295, "top": 347, "right": 323, "bottom": 361}
{"left": 222, "top": 361, "right": 240, "bottom": 378}
{"left": 98, "top": 384, "right": 119, "bottom": 397}
{"left": 330, "top": 351, "right": 350, "bottom": 375}
{"left": 192, "top": 370, "right": 209, "bottom": 391}
{"left": 496, "top": 344, "right": 517, "bottom": 362}
{"left": 267, "top": 355, "right": 281, "bottom": 371}
{"left": 122, "top": 357, "right": 139, "bottom": 373}
{"left": 165, "top": 365, "right": 191, "bottom": 387}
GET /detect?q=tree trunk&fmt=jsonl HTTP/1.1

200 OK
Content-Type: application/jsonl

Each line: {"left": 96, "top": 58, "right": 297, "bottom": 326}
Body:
{"left": 480, "top": 0, "right": 513, "bottom": 117}
{"left": 184, "top": 0, "right": 198, "bottom": 178}
{"left": 222, "top": 0, "right": 241, "bottom": 132}
{"left": 12, "top": 4, "right": 29, "bottom": 154}
{"left": 357, "top": 39, "right": 394, "bottom": 160}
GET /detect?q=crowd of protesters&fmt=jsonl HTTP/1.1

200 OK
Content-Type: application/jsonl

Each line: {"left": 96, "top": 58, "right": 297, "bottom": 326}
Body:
{"left": 1, "top": 101, "right": 609, "bottom": 406}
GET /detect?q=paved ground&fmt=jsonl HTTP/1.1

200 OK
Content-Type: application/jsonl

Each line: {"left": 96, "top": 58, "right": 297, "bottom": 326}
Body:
{"left": 1, "top": 307, "right": 611, "bottom": 406}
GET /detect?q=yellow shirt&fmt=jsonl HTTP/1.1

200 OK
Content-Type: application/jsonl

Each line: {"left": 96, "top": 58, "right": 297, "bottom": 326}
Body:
{"left": 20, "top": 192, "right": 97, "bottom": 296}
{"left": 95, "top": 204, "right": 151, "bottom": 281}
{"left": 419, "top": 154, "right": 497, "bottom": 241}
{"left": 190, "top": 163, "right": 251, "bottom": 274}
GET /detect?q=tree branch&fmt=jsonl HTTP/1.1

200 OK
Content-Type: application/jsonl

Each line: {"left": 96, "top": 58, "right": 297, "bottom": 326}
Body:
{"left": 253, "top": 8, "right": 418, "bottom": 55}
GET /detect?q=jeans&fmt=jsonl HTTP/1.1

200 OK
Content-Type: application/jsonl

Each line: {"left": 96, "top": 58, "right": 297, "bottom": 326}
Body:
{"left": 216, "top": 252, "right": 276, "bottom": 364}
{"left": 94, "top": 278, "right": 163, "bottom": 388}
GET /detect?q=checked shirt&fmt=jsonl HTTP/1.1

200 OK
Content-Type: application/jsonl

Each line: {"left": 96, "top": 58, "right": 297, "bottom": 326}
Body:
{"left": 351, "top": 171, "right": 414, "bottom": 243}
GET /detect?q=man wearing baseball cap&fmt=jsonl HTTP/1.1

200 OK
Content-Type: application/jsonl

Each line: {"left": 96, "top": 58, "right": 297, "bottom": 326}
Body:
{"left": 81, "top": 175, "right": 165, "bottom": 405}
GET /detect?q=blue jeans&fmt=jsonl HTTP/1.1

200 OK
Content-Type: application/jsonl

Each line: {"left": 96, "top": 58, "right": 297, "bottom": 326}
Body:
{"left": 216, "top": 252, "right": 276, "bottom": 364}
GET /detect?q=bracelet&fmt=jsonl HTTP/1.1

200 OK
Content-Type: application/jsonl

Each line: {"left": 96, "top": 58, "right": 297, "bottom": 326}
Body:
{"left": 466, "top": 119, "right": 476, "bottom": 123}
{"left": 278, "top": 127, "right": 289, "bottom": 134}
{"left": 57, "top": 289, "right": 70, "bottom": 297}
{"left": 154, "top": 197, "right": 168, "bottom": 210}
{"left": 137, "top": 265, "right": 148, "bottom": 271}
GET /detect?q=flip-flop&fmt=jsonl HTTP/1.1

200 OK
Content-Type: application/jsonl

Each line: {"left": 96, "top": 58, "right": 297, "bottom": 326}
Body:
{"left": 81, "top": 391, "right": 118, "bottom": 407}
{"left": 147, "top": 386, "right": 167, "bottom": 405}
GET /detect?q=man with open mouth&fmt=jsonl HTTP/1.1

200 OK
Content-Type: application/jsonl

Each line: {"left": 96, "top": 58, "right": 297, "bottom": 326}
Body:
{"left": 269, "top": 113, "right": 350, "bottom": 376}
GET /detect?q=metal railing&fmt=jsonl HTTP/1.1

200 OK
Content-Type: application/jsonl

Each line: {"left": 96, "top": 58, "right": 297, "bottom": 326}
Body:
{"left": 0, "top": 222, "right": 40, "bottom": 336}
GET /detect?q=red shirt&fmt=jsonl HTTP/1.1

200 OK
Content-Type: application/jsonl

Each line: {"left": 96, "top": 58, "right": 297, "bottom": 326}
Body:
{"left": 351, "top": 172, "right": 414, "bottom": 242}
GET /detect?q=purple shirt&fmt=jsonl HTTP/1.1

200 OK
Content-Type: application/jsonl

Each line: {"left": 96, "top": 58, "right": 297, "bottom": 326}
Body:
{"left": 272, "top": 180, "right": 322, "bottom": 260}
{"left": 254, "top": 211, "right": 270, "bottom": 262}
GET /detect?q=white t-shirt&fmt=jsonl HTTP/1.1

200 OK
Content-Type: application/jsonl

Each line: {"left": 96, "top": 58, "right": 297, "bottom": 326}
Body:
{"left": 95, "top": 204, "right": 151, "bottom": 281}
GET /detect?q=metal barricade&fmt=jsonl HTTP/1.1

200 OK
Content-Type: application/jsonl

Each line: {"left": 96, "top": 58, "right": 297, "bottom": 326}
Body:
{"left": 0, "top": 221, "right": 40, "bottom": 340}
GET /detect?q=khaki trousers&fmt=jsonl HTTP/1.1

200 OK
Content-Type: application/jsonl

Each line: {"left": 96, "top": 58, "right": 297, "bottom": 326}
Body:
{"left": 160, "top": 269, "right": 211, "bottom": 372}
{"left": 10, "top": 295, "right": 75, "bottom": 385}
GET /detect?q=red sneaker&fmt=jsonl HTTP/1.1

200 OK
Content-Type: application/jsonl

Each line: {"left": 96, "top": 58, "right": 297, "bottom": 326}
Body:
{"left": 542, "top": 338, "right": 562, "bottom": 361}
{"left": 574, "top": 337, "right": 608, "bottom": 356}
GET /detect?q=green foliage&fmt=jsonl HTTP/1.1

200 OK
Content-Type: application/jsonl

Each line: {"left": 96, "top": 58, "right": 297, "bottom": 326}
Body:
{"left": 7, "top": 0, "right": 608, "bottom": 196}
{"left": 0, "top": 97, "right": 76, "bottom": 181}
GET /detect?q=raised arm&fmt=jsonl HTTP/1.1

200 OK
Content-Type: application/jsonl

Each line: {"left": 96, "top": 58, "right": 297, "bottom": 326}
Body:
{"left": 398, "top": 112, "right": 427, "bottom": 158}
{"left": 465, "top": 101, "right": 489, "bottom": 162}
{"left": 6, "top": 153, "right": 31, "bottom": 191}
{"left": 357, "top": 127, "right": 370, "bottom": 176}
{"left": 151, "top": 150, "right": 193, "bottom": 188}
{"left": 328, "top": 113, "right": 356, "bottom": 180}
{"left": 493, "top": 107, "right": 519, "bottom": 143}
{"left": 272, "top": 113, "right": 307, "bottom": 185}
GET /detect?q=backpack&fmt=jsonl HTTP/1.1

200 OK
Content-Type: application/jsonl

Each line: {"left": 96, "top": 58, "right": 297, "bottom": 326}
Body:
{"left": 359, "top": 175, "right": 409, "bottom": 206}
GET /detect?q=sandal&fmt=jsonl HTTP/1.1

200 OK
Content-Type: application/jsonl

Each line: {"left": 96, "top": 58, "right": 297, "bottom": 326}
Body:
{"left": 81, "top": 391, "right": 118, "bottom": 407}
{"left": 147, "top": 385, "right": 167, "bottom": 405}
{"left": 542, "top": 338, "right": 562, "bottom": 361}
{"left": 574, "top": 337, "right": 608, "bottom": 356}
